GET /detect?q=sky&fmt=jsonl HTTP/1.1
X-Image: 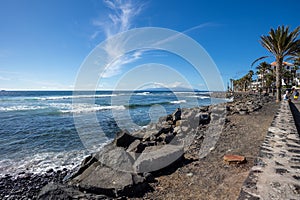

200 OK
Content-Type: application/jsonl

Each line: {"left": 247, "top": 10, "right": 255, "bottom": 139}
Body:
{"left": 0, "top": 0, "right": 299, "bottom": 91}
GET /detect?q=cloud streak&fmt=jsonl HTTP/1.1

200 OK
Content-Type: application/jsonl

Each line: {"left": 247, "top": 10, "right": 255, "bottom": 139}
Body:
{"left": 92, "top": 0, "right": 144, "bottom": 78}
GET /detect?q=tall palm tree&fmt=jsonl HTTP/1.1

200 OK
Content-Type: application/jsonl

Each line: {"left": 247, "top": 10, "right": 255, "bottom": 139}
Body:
{"left": 256, "top": 62, "right": 271, "bottom": 92}
{"left": 265, "top": 68, "right": 275, "bottom": 92}
{"left": 252, "top": 25, "right": 300, "bottom": 102}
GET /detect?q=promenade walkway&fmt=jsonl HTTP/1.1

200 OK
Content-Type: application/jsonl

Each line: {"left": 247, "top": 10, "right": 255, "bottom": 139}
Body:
{"left": 238, "top": 100, "right": 300, "bottom": 199}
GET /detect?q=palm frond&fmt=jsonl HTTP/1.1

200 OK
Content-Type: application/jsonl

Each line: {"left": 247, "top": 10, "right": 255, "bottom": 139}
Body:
{"left": 251, "top": 56, "right": 270, "bottom": 67}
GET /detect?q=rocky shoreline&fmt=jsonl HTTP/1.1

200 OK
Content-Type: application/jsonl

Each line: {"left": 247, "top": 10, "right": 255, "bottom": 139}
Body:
{"left": 0, "top": 169, "right": 69, "bottom": 200}
{"left": 0, "top": 93, "right": 276, "bottom": 199}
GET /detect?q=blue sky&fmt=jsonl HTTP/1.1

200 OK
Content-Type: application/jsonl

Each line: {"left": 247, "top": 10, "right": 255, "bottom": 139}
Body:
{"left": 0, "top": 0, "right": 299, "bottom": 90}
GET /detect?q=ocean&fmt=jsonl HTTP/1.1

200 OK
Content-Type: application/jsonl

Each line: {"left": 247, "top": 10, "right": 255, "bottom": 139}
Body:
{"left": 0, "top": 90, "right": 228, "bottom": 177}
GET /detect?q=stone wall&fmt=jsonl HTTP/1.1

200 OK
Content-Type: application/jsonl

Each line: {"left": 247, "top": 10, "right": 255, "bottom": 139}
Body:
{"left": 238, "top": 101, "right": 300, "bottom": 199}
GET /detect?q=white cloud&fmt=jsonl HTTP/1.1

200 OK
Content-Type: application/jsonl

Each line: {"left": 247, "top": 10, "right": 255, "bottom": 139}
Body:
{"left": 102, "top": 49, "right": 144, "bottom": 78}
{"left": 92, "top": 0, "right": 144, "bottom": 78}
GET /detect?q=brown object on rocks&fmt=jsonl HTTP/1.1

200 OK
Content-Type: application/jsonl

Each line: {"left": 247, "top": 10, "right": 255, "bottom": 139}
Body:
{"left": 223, "top": 154, "right": 246, "bottom": 164}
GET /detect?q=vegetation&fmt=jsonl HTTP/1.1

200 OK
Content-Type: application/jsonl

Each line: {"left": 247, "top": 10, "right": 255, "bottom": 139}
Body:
{"left": 233, "top": 70, "right": 254, "bottom": 92}
{"left": 256, "top": 62, "right": 272, "bottom": 92}
{"left": 252, "top": 25, "right": 300, "bottom": 102}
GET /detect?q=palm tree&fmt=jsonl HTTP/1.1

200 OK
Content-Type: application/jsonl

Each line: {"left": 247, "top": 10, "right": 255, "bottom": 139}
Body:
{"left": 282, "top": 68, "right": 293, "bottom": 86}
{"left": 265, "top": 69, "right": 275, "bottom": 92}
{"left": 256, "top": 62, "right": 271, "bottom": 92}
{"left": 292, "top": 52, "right": 300, "bottom": 85}
{"left": 252, "top": 25, "right": 300, "bottom": 102}
{"left": 246, "top": 70, "right": 254, "bottom": 91}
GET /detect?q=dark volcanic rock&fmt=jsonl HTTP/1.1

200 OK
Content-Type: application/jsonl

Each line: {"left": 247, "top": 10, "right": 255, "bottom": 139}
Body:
{"left": 0, "top": 170, "right": 69, "bottom": 200}
{"left": 113, "top": 130, "right": 138, "bottom": 148}
{"left": 172, "top": 108, "right": 182, "bottom": 122}
{"left": 67, "top": 143, "right": 149, "bottom": 197}
{"left": 38, "top": 182, "right": 109, "bottom": 200}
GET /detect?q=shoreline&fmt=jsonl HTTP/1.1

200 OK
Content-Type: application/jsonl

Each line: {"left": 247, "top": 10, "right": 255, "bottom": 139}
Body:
{"left": 0, "top": 92, "right": 275, "bottom": 199}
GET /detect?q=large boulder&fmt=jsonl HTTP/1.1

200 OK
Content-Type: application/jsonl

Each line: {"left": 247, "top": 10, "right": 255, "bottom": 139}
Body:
{"left": 38, "top": 182, "right": 108, "bottom": 200}
{"left": 68, "top": 144, "right": 148, "bottom": 197}
{"left": 70, "top": 163, "right": 134, "bottom": 196}
{"left": 92, "top": 144, "right": 134, "bottom": 172}
{"left": 133, "top": 145, "right": 184, "bottom": 173}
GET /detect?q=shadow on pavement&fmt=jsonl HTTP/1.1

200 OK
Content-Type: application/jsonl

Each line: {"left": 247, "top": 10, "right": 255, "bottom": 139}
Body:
{"left": 289, "top": 101, "right": 300, "bottom": 135}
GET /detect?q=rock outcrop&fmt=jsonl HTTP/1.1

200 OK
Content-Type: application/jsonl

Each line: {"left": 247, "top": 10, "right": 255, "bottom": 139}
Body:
{"left": 38, "top": 93, "right": 272, "bottom": 199}
{"left": 39, "top": 106, "right": 213, "bottom": 198}
{"left": 226, "top": 93, "right": 273, "bottom": 115}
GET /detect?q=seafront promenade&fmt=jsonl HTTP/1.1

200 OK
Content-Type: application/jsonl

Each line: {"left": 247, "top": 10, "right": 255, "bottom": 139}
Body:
{"left": 239, "top": 99, "right": 300, "bottom": 199}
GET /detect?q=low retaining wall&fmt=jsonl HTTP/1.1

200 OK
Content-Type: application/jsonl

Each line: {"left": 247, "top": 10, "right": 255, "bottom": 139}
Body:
{"left": 238, "top": 101, "right": 300, "bottom": 199}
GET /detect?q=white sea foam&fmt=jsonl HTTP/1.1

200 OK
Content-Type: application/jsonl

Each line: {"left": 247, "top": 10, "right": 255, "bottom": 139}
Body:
{"left": 59, "top": 104, "right": 126, "bottom": 114}
{"left": 135, "top": 92, "right": 150, "bottom": 96}
{"left": 0, "top": 105, "right": 47, "bottom": 112}
{"left": 197, "top": 96, "right": 210, "bottom": 99}
{"left": 170, "top": 100, "right": 187, "bottom": 104}
{"left": 0, "top": 151, "right": 86, "bottom": 177}
{"left": 0, "top": 102, "right": 126, "bottom": 113}
{"left": 0, "top": 142, "right": 111, "bottom": 178}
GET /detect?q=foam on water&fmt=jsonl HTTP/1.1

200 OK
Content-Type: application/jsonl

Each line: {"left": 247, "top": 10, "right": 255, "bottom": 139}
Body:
{"left": 197, "top": 96, "right": 210, "bottom": 99}
{"left": 60, "top": 104, "right": 126, "bottom": 114}
{"left": 0, "top": 90, "right": 222, "bottom": 179}
{"left": 135, "top": 92, "right": 151, "bottom": 96}
{"left": 0, "top": 105, "right": 47, "bottom": 112}
{"left": 170, "top": 100, "right": 187, "bottom": 104}
{"left": 0, "top": 102, "right": 126, "bottom": 113}
{"left": 0, "top": 141, "right": 111, "bottom": 178}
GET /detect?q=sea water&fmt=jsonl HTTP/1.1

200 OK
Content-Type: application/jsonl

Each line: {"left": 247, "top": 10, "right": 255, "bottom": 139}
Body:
{"left": 0, "top": 90, "right": 227, "bottom": 177}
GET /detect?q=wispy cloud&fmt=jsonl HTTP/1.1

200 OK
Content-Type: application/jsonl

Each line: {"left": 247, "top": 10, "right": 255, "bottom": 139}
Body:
{"left": 153, "top": 22, "right": 219, "bottom": 46}
{"left": 92, "top": 0, "right": 144, "bottom": 78}
{"left": 102, "top": 49, "right": 144, "bottom": 78}
{"left": 94, "top": 0, "right": 143, "bottom": 38}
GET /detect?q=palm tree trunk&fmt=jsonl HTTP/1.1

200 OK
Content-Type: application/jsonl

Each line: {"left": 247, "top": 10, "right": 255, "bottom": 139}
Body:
{"left": 276, "top": 58, "right": 283, "bottom": 102}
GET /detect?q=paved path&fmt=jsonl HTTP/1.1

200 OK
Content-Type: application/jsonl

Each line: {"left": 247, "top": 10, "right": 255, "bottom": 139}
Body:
{"left": 238, "top": 100, "right": 300, "bottom": 199}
